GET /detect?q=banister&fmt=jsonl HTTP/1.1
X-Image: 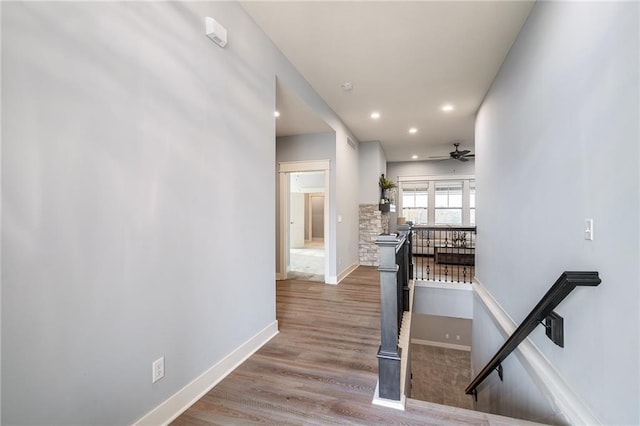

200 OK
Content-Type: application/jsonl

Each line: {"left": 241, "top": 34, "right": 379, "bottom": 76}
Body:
{"left": 375, "top": 227, "right": 413, "bottom": 402}
{"left": 465, "top": 271, "right": 601, "bottom": 397}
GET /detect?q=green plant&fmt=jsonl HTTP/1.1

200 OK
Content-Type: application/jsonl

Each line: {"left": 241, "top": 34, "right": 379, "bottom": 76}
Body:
{"left": 378, "top": 174, "right": 396, "bottom": 190}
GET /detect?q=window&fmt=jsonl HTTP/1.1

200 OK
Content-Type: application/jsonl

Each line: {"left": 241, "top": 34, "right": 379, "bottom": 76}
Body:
{"left": 398, "top": 176, "right": 475, "bottom": 227}
{"left": 435, "top": 181, "right": 463, "bottom": 225}
{"left": 470, "top": 180, "right": 476, "bottom": 226}
{"left": 401, "top": 182, "right": 428, "bottom": 224}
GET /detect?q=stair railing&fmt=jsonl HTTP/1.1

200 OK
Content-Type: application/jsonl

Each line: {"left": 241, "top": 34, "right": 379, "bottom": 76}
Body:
{"left": 465, "top": 271, "right": 601, "bottom": 399}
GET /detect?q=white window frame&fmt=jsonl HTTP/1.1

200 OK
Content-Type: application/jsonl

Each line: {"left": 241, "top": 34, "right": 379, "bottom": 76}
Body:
{"left": 397, "top": 175, "right": 476, "bottom": 226}
{"left": 400, "top": 182, "right": 429, "bottom": 225}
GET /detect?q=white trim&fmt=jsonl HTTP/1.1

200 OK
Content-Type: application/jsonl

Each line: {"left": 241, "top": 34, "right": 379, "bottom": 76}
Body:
{"left": 473, "top": 279, "right": 601, "bottom": 425}
{"left": 278, "top": 159, "right": 330, "bottom": 173}
{"left": 372, "top": 381, "right": 406, "bottom": 411}
{"left": 397, "top": 174, "right": 475, "bottom": 182}
{"left": 413, "top": 280, "right": 473, "bottom": 291}
{"left": 411, "top": 338, "right": 471, "bottom": 352}
{"left": 278, "top": 161, "right": 331, "bottom": 283}
{"left": 323, "top": 171, "right": 331, "bottom": 281}
{"left": 133, "top": 321, "right": 279, "bottom": 426}
{"left": 330, "top": 261, "right": 359, "bottom": 285}
{"left": 279, "top": 172, "right": 289, "bottom": 280}
{"left": 399, "top": 310, "right": 412, "bottom": 399}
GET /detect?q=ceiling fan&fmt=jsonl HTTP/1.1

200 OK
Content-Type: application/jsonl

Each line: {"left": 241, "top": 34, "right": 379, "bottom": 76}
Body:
{"left": 428, "top": 143, "right": 475, "bottom": 162}
{"left": 449, "top": 143, "right": 474, "bottom": 162}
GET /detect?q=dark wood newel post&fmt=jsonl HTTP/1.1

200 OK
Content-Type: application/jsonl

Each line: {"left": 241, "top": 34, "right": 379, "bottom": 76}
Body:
{"left": 375, "top": 234, "right": 402, "bottom": 400}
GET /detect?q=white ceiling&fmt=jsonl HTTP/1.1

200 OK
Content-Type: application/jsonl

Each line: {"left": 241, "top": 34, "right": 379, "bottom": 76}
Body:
{"left": 242, "top": 1, "right": 534, "bottom": 161}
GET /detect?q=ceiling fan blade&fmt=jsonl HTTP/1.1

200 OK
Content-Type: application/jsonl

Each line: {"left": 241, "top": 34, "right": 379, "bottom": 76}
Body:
{"left": 458, "top": 156, "right": 469, "bottom": 162}
{"left": 458, "top": 149, "right": 471, "bottom": 156}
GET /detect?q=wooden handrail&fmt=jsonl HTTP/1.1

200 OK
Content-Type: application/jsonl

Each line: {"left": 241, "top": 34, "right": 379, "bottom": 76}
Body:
{"left": 465, "top": 271, "right": 601, "bottom": 397}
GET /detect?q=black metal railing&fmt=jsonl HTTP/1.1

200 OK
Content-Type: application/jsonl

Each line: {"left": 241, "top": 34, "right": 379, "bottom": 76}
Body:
{"left": 395, "top": 229, "right": 411, "bottom": 330}
{"left": 375, "top": 225, "right": 413, "bottom": 401}
{"left": 412, "top": 226, "right": 476, "bottom": 283}
{"left": 465, "top": 271, "right": 601, "bottom": 398}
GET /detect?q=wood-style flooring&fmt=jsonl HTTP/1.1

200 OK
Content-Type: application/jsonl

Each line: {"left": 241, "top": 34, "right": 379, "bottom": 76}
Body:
{"left": 172, "top": 266, "right": 535, "bottom": 425}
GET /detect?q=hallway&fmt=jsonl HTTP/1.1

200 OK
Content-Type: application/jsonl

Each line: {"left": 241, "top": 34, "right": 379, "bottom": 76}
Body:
{"left": 288, "top": 239, "right": 325, "bottom": 282}
{"left": 172, "top": 267, "right": 535, "bottom": 425}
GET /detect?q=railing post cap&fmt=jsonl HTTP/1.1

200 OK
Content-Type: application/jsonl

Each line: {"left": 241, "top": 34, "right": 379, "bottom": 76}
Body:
{"left": 376, "top": 234, "right": 399, "bottom": 246}
{"left": 397, "top": 224, "right": 412, "bottom": 232}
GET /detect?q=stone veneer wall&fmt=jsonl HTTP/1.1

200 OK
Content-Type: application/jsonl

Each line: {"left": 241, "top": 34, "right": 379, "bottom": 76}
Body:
{"left": 359, "top": 204, "right": 391, "bottom": 266}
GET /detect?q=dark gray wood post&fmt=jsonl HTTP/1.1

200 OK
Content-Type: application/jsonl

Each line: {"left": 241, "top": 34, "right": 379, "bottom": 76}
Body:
{"left": 376, "top": 234, "right": 402, "bottom": 400}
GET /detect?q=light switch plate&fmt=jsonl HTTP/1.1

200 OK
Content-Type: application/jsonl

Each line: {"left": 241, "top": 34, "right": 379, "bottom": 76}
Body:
{"left": 584, "top": 218, "right": 594, "bottom": 240}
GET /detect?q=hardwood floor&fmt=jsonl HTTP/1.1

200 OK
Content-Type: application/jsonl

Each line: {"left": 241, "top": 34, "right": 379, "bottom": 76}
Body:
{"left": 172, "top": 266, "right": 534, "bottom": 425}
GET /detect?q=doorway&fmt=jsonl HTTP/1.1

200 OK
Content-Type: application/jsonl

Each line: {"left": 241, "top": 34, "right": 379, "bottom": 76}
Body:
{"left": 288, "top": 172, "right": 325, "bottom": 282}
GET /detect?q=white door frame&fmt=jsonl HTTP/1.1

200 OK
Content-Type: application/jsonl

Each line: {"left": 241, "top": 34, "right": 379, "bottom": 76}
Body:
{"left": 278, "top": 160, "right": 330, "bottom": 282}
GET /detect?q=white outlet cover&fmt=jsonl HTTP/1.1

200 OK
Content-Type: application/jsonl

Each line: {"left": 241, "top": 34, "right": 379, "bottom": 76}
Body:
{"left": 152, "top": 357, "right": 165, "bottom": 383}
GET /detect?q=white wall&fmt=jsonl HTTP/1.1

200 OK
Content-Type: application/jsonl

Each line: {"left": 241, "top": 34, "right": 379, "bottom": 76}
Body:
{"left": 358, "top": 140, "right": 387, "bottom": 204}
{"left": 387, "top": 159, "right": 475, "bottom": 182}
{"left": 1, "top": 2, "right": 355, "bottom": 424}
{"left": 475, "top": 2, "right": 639, "bottom": 424}
{"left": 290, "top": 172, "right": 325, "bottom": 193}
{"left": 413, "top": 284, "right": 473, "bottom": 320}
{"left": 412, "top": 314, "right": 472, "bottom": 348}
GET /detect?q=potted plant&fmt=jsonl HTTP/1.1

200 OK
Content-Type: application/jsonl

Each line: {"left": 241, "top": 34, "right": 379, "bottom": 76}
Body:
{"left": 379, "top": 174, "right": 396, "bottom": 206}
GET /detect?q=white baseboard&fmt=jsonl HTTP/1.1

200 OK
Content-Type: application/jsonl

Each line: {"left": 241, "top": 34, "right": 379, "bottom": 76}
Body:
{"left": 338, "top": 262, "right": 359, "bottom": 282}
{"left": 473, "top": 280, "right": 600, "bottom": 425}
{"left": 133, "top": 321, "right": 279, "bottom": 426}
{"left": 372, "top": 380, "right": 406, "bottom": 411}
{"left": 326, "top": 275, "right": 338, "bottom": 284}
{"left": 411, "top": 338, "right": 471, "bottom": 352}
{"left": 413, "top": 280, "right": 473, "bottom": 291}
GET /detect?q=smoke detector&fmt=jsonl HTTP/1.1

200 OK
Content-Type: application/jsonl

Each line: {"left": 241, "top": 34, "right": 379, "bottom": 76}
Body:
{"left": 341, "top": 82, "right": 353, "bottom": 91}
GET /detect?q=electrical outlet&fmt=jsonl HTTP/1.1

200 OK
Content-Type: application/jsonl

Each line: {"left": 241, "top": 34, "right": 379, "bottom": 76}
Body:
{"left": 445, "top": 333, "right": 450, "bottom": 339}
{"left": 152, "top": 357, "right": 165, "bottom": 383}
{"left": 456, "top": 335, "right": 460, "bottom": 341}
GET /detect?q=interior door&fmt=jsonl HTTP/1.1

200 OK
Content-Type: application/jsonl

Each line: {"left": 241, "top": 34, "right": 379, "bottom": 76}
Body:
{"left": 290, "top": 192, "right": 305, "bottom": 249}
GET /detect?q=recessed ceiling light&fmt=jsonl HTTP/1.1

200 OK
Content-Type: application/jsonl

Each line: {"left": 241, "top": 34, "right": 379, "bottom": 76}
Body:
{"left": 412, "top": 155, "right": 418, "bottom": 160}
{"left": 409, "top": 127, "right": 418, "bottom": 134}
{"left": 370, "top": 112, "right": 380, "bottom": 119}
{"left": 441, "top": 104, "right": 454, "bottom": 112}
{"left": 274, "top": 111, "right": 280, "bottom": 118}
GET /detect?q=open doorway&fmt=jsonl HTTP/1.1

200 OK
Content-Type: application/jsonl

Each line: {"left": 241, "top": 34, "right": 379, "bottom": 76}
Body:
{"left": 288, "top": 171, "right": 325, "bottom": 282}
